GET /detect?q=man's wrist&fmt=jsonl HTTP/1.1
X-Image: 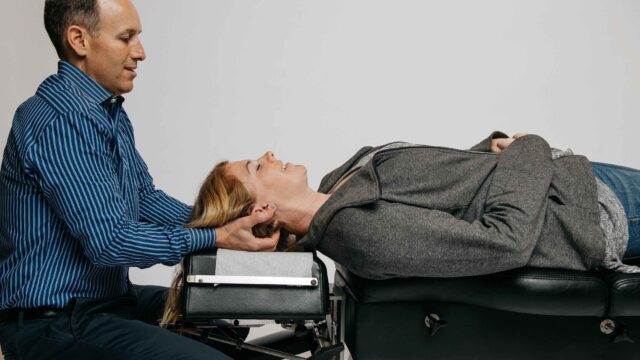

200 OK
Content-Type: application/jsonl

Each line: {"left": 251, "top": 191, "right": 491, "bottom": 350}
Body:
{"left": 214, "top": 225, "right": 226, "bottom": 248}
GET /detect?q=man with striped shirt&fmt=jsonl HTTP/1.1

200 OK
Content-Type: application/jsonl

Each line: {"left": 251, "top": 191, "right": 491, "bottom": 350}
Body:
{"left": 0, "top": 0, "right": 279, "bottom": 359}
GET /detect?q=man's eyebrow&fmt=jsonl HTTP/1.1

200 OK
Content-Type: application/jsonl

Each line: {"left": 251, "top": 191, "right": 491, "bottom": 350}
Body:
{"left": 119, "top": 28, "right": 141, "bottom": 35}
{"left": 245, "top": 160, "right": 250, "bottom": 174}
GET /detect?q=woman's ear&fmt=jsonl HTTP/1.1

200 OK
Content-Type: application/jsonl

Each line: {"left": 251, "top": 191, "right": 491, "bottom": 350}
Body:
{"left": 250, "top": 203, "right": 272, "bottom": 215}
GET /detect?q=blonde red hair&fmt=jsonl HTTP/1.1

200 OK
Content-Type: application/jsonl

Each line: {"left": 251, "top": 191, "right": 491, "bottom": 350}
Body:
{"left": 160, "top": 161, "right": 287, "bottom": 326}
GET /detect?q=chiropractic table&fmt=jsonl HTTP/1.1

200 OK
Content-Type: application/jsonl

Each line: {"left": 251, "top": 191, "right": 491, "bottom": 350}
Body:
{"left": 175, "top": 249, "right": 640, "bottom": 359}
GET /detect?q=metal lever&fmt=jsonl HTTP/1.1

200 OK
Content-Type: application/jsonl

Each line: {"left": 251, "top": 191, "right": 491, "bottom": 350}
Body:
{"left": 425, "top": 313, "right": 448, "bottom": 337}
{"left": 186, "top": 275, "right": 318, "bottom": 287}
{"left": 308, "top": 343, "right": 345, "bottom": 360}
{"left": 613, "top": 325, "right": 635, "bottom": 344}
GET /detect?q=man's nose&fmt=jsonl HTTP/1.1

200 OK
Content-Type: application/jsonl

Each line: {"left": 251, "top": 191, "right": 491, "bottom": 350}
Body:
{"left": 133, "top": 40, "right": 146, "bottom": 61}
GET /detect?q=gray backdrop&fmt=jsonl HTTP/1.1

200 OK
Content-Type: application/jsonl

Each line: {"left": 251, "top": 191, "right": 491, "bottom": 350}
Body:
{"left": 1, "top": 0, "right": 639, "bottom": 289}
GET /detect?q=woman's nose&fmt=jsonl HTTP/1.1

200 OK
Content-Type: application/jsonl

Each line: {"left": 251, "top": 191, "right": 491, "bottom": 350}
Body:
{"left": 264, "top": 151, "right": 276, "bottom": 162}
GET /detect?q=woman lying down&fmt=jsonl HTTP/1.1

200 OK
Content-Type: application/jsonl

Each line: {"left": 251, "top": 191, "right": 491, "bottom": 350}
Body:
{"left": 161, "top": 131, "right": 640, "bottom": 325}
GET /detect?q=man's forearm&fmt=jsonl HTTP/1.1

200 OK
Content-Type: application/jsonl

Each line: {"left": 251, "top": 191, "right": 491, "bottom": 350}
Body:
{"left": 139, "top": 188, "right": 193, "bottom": 226}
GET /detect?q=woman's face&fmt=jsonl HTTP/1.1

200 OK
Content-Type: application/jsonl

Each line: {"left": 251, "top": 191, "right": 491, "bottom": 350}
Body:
{"left": 225, "top": 151, "right": 310, "bottom": 206}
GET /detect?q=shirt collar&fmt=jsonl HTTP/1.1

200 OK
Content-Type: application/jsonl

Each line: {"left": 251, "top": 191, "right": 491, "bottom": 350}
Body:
{"left": 57, "top": 60, "right": 124, "bottom": 106}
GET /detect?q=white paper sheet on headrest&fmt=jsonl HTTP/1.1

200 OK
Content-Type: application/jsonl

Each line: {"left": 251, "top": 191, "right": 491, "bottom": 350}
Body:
{"left": 215, "top": 249, "right": 313, "bottom": 278}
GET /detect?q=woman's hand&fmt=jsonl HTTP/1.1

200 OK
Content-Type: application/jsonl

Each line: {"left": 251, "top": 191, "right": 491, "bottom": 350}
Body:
{"left": 214, "top": 204, "right": 280, "bottom": 251}
{"left": 490, "top": 132, "right": 528, "bottom": 154}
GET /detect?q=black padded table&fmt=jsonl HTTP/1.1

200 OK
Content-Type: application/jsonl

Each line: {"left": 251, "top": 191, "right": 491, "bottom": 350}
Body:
{"left": 335, "top": 265, "right": 640, "bottom": 360}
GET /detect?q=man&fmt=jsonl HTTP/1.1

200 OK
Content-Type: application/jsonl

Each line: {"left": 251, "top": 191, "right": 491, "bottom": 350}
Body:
{"left": 0, "top": 0, "right": 279, "bottom": 358}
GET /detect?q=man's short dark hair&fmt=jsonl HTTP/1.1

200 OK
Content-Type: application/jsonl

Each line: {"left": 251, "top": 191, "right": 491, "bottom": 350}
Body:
{"left": 44, "top": 0, "right": 102, "bottom": 59}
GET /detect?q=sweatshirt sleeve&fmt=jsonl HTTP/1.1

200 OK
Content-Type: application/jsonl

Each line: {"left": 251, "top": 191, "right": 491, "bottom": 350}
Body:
{"left": 469, "top": 131, "right": 509, "bottom": 152}
{"left": 331, "top": 135, "right": 554, "bottom": 279}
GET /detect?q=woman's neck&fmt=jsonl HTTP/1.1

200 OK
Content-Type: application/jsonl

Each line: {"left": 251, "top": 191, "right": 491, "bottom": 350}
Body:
{"left": 278, "top": 189, "right": 330, "bottom": 236}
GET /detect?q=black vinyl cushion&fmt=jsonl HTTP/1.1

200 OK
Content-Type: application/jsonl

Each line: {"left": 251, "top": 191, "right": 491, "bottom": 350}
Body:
{"left": 182, "top": 249, "right": 330, "bottom": 321}
{"left": 336, "top": 265, "right": 612, "bottom": 317}
{"left": 605, "top": 272, "right": 640, "bottom": 317}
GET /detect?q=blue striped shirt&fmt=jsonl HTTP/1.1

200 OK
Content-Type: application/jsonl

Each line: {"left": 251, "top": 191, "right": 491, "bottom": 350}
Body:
{"left": 0, "top": 61, "right": 215, "bottom": 309}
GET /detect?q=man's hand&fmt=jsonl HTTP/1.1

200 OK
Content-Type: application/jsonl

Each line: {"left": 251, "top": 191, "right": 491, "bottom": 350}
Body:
{"left": 214, "top": 204, "right": 280, "bottom": 251}
{"left": 490, "top": 132, "right": 528, "bottom": 154}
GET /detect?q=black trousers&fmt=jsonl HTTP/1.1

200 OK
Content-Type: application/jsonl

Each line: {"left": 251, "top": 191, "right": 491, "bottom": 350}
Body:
{"left": 0, "top": 285, "right": 231, "bottom": 360}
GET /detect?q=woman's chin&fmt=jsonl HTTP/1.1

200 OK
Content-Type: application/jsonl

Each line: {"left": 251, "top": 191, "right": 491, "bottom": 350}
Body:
{"left": 291, "top": 163, "right": 307, "bottom": 173}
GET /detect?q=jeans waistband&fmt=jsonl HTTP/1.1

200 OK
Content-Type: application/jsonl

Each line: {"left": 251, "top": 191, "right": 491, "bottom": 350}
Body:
{"left": 0, "top": 307, "right": 63, "bottom": 323}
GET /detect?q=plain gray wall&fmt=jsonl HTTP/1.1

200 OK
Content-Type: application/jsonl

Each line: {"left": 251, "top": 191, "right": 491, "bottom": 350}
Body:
{"left": 1, "top": 0, "right": 640, "bottom": 289}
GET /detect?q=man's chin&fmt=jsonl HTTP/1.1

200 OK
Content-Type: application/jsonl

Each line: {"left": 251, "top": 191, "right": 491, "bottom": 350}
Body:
{"left": 117, "top": 83, "right": 134, "bottom": 95}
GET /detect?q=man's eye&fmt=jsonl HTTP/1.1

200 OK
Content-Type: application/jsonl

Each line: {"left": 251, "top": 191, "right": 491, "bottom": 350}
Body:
{"left": 256, "top": 163, "right": 262, "bottom": 171}
{"left": 121, "top": 37, "right": 131, "bottom": 42}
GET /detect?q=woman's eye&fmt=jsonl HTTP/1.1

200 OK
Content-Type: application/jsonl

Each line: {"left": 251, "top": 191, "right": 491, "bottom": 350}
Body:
{"left": 256, "top": 163, "right": 262, "bottom": 171}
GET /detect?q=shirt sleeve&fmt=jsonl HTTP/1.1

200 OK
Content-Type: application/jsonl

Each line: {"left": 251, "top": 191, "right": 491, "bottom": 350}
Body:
{"left": 130, "top": 145, "right": 194, "bottom": 227}
{"left": 551, "top": 148, "right": 574, "bottom": 159}
{"left": 25, "top": 112, "right": 215, "bottom": 268}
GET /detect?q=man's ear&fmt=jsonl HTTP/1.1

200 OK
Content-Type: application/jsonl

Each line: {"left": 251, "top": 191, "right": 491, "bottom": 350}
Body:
{"left": 66, "top": 25, "right": 91, "bottom": 58}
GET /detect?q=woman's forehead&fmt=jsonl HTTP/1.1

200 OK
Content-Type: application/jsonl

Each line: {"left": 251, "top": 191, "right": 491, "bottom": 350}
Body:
{"left": 226, "top": 160, "right": 250, "bottom": 180}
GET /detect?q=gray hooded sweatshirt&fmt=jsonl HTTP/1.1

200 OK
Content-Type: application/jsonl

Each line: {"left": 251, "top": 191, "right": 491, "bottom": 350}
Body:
{"left": 298, "top": 133, "right": 604, "bottom": 280}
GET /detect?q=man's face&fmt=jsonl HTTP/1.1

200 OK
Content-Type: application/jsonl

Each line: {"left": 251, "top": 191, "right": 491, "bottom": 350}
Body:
{"left": 84, "top": 0, "right": 146, "bottom": 95}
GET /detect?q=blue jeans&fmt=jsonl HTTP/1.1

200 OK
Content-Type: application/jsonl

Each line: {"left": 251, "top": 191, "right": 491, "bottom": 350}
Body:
{"left": 0, "top": 285, "right": 231, "bottom": 360}
{"left": 591, "top": 162, "right": 640, "bottom": 260}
